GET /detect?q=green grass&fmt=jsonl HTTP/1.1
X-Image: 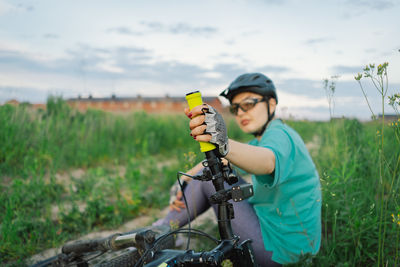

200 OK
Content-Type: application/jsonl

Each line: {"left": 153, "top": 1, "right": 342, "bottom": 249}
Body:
{"left": 0, "top": 97, "right": 399, "bottom": 266}
{"left": 0, "top": 97, "right": 205, "bottom": 177}
{"left": 310, "top": 119, "right": 399, "bottom": 266}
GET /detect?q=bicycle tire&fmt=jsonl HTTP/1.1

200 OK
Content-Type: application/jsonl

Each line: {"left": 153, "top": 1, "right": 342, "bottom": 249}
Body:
{"left": 94, "top": 248, "right": 140, "bottom": 267}
{"left": 29, "top": 255, "right": 58, "bottom": 267}
{"left": 30, "top": 250, "right": 139, "bottom": 267}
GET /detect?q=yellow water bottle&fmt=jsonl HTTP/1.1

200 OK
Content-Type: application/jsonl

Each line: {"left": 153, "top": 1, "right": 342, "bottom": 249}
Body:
{"left": 185, "top": 91, "right": 216, "bottom": 153}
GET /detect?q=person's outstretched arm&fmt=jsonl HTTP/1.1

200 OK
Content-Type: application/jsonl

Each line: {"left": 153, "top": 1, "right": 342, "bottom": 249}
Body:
{"left": 185, "top": 105, "right": 275, "bottom": 176}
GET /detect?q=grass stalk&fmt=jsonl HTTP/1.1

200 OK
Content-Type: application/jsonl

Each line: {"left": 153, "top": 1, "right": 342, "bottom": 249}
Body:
{"left": 356, "top": 80, "right": 376, "bottom": 119}
{"left": 396, "top": 225, "right": 399, "bottom": 266}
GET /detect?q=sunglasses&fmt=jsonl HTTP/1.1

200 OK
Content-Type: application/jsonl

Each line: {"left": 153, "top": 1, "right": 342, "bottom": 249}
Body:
{"left": 229, "top": 98, "right": 265, "bottom": 115}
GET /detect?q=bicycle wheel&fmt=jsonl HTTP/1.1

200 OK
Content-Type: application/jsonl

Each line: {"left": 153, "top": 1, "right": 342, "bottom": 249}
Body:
{"left": 93, "top": 248, "right": 140, "bottom": 267}
{"left": 30, "top": 251, "right": 107, "bottom": 267}
{"left": 29, "top": 255, "right": 58, "bottom": 267}
{"left": 30, "top": 249, "right": 139, "bottom": 267}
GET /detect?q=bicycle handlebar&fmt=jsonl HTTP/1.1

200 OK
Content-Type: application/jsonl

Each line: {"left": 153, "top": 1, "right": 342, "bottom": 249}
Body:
{"left": 185, "top": 91, "right": 216, "bottom": 153}
{"left": 61, "top": 232, "right": 145, "bottom": 254}
{"left": 61, "top": 235, "right": 116, "bottom": 254}
{"left": 61, "top": 226, "right": 170, "bottom": 255}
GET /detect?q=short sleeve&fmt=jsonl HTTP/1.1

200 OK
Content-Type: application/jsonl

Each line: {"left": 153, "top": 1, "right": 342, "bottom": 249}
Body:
{"left": 254, "top": 127, "right": 293, "bottom": 188}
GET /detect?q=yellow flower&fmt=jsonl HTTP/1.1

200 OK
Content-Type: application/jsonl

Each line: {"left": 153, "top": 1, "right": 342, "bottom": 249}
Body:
{"left": 392, "top": 213, "right": 400, "bottom": 226}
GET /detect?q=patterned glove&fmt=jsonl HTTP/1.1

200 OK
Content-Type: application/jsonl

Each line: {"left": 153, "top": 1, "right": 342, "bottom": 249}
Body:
{"left": 202, "top": 105, "right": 229, "bottom": 157}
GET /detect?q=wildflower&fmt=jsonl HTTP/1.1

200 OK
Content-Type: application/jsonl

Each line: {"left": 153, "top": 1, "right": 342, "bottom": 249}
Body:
{"left": 392, "top": 213, "right": 400, "bottom": 226}
{"left": 377, "top": 63, "right": 388, "bottom": 75}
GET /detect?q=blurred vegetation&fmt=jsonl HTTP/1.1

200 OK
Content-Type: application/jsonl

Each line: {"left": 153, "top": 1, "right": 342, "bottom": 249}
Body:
{"left": 0, "top": 96, "right": 399, "bottom": 266}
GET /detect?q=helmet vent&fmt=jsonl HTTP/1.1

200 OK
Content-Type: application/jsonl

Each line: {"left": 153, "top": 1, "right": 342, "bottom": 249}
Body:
{"left": 251, "top": 75, "right": 260, "bottom": 81}
{"left": 266, "top": 80, "right": 271, "bottom": 84}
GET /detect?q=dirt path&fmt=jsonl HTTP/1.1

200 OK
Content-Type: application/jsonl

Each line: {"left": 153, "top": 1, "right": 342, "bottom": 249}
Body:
{"left": 28, "top": 206, "right": 215, "bottom": 265}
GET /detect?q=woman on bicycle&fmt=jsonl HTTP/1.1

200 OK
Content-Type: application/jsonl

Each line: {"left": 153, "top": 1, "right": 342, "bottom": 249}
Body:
{"left": 155, "top": 73, "right": 321, "bottom": 266}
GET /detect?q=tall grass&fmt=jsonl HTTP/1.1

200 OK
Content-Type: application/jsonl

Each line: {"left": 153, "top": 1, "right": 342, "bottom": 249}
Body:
{"left": 292, "top": 62, "right": 399, "bottom": 266}
{"left": 0, "top": 94, "right": 399, "bottom": 265}
{"left": 0, "top": 97, "right": 202, "bottom": 177}
{"left": 308, "top": 119, "right": 399, "bottom": 266}
{"left": 354, "top": 63, "right": 400, "bottom": 266}
{"left": 0, "top": 99, "right": 248, "bottom": 264}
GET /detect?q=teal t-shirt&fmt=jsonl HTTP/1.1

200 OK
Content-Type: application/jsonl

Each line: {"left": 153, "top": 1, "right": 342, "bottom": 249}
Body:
{"left": 247, "top": 119, "right": 321, "bottom": 264}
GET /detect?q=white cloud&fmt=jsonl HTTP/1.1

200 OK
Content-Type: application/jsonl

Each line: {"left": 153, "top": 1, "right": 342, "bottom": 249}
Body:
{"left": 0, "top": 0, "right": 399, "bottom": 119}
{"left": 277, "top": 108, "right": 329, "bottom": 121}
{"left": 0, "top": 0, "right": 13, "bottom": 15}
{"left": 278, "top": 91, "right": 328, "bottom": 109}
{"left": 96, "top": 62, "right": 125, "bottom": 74}
{"left": 0, "top": 40, "right": 31, "bottom": 54}
{"left": 202, "top": 72, "right": 223, "bottom": 79}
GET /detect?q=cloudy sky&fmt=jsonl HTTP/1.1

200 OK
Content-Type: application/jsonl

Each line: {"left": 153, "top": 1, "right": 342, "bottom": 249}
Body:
{"left": 0, "top": 0, "right": 399, "bottom": 120}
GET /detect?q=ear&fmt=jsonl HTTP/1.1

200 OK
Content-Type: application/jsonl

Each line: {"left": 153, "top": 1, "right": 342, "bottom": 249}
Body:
{"left": 268, "top": 98, "right": 277, "bottom": 112}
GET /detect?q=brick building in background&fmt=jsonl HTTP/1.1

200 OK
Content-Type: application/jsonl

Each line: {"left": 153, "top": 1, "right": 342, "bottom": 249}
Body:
{"left": 67, "top": 95, "right": 225, "bottom": 114}
{"left": 5, "top": 99, "right": 46, "bottom": 109}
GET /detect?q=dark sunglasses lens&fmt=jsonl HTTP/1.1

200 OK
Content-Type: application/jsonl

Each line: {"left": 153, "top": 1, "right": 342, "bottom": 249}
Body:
{"left": 241, "top": 101, "right": 257, "bottom": 112}
{"left": 230, "top": 98, "right": 263, "bottom": 115}
{"left": 229, "top": 105, "right": 239, "bottom": 115}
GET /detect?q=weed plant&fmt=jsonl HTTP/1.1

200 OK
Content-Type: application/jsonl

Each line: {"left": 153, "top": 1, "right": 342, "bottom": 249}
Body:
{"left": 353, "top": 63, "right": 399, "bottom": 266}
{"left": 0, "top": 87, "right": 399, "bottom": 265}
{"left": 311, "top": 119, "right": 398, "bottom": 266}
{"left": 0, "top": 97, "right": 206, "bottom": 177}
{"left": 0, "top": 100, "right": 247, "bottom": 264}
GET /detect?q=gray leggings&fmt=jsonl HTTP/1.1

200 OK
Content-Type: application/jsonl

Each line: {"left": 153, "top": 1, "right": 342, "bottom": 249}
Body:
{"left": 154, "top": 178, "right": 281, "bottom": 267}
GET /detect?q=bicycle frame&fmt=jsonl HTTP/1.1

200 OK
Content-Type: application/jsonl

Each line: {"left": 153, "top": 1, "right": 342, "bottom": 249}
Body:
{"left": 129, "top": 149, "right": 256, "bottom": 267}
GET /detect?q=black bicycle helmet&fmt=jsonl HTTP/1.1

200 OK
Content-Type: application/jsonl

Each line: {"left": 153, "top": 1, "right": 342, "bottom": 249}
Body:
{"left": 220, "top": 72, "right": 278, "bottom": 103}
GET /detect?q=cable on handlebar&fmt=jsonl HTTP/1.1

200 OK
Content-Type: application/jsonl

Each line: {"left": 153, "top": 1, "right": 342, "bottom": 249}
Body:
{"left": 177, "top": 171, "right": 198, "bottom": 251}
{"left": 135, "top": 171, "right": 194, "bottom": 267}
{"left": 133, "top": 228, "right": 220, "bottom": 267}
{"left": 132, "top": 170, "right": 203, "bottom": 267}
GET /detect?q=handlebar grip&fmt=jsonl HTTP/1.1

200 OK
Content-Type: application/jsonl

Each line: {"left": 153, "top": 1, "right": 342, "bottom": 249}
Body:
{"left": 185, "top": 91, "right": 216, "bottom": 153}
{"left": 62, "top": 236, "right": 113, "bottom": 254}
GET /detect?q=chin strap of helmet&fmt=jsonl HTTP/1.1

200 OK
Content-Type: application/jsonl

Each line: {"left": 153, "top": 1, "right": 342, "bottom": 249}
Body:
{"left": 251, "top": 97, "right": 275, "bottom": 137}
